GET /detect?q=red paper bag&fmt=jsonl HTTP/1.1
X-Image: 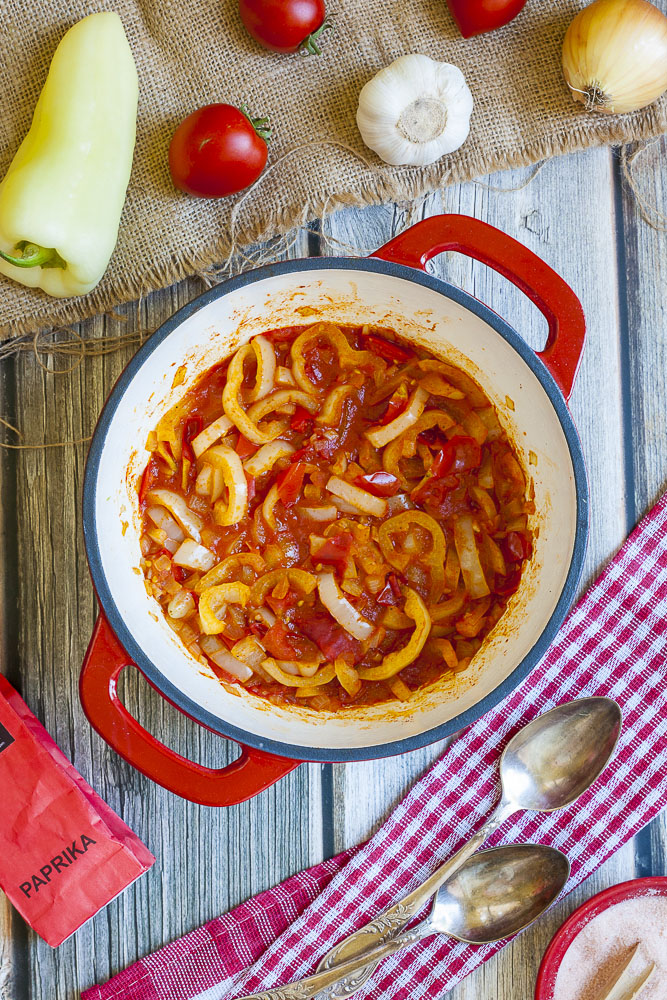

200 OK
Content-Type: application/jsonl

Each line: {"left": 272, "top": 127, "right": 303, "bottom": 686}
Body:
{"left": 0, "top": 674, "right": 155, "bottom": 946}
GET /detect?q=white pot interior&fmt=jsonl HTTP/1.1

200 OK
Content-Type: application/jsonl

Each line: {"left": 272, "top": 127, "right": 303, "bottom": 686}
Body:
{"left": 90, "top": 265, "right": 581, "bottom": 754}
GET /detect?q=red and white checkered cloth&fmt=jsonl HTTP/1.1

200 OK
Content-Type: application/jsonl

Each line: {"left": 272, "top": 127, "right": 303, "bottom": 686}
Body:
{"left": 84, "top": 490, "right": 667, "bottom": 1000}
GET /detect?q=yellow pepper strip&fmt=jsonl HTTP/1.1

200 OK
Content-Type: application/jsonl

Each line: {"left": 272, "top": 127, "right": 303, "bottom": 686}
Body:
{"left": 0, "top": 13, "right": 138, "bottom": 297}
{"left": 250, "top": 568, "right": 317, "bottom": 607}
{"left": 199, "top": 445, "right": 248, "bottom": 526}
{"left": 261, "top": 659, "right": 335, "bottom": 688}
{"left": 382, "top": 410, "right": 455, "bottom": 486}
{"left": 248, "top": 336, "right": 276, "bottom": 402}
{"left": 290, "top": 323, "right": 379, "bottom": 394}
{"left": 317, "top": 385, "right": 354, "bottom": 426}
{"left": 262, "top": 484, "right": 281, "bottom": 532}
{"left": 195, "top": 553, "right": 266, "bottom": 593}
{"left": 222, "top": 344, "right": 284, "bottom": 445}
{"left": 358, "top": 588, "right": 431, "bottom": 680}
{"left": 199, "top": 582, "right": 250, "bottom": 635}
{"left": 378, "top": 511, "right": 446, "bottom": 601}
{"left": 418, "top": 373, "right": 465, "bottom": 398}
{"left": 334, "top": 657, "right": 362, "bottom": 697}
{"left": 247, "top": 389, "right": 319, "bottom": 424}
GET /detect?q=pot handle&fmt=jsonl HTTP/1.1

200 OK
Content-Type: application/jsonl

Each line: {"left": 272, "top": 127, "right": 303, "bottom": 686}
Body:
{"left": 79, "top": 615, "right": 300, "bottom": 807}
{"left": 372, "top": 214, "right": 586, "bottom": 400}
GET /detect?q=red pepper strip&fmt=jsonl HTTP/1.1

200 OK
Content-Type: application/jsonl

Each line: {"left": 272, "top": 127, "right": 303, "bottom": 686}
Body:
{"left": 363, "top": 333, "right": 415, "bottom": 363}
{"left": 495, "top": 567, "right": 522, "bottom": 597}
{"left": 138, "top": 456, "right": 159, "bottom": 504}
{"left": 276, "top": 461, "right": 307, "bottom": 507}
{"left": 431, "top": 443, "right": 455, "bottom": 478}
{"left": 245, "top": 471, "right": 256, "bottom": 504}
{"left": 354, "top": 471, "right": 401, "bottom": 498}
{"left": 380, "top": 384, "right": 409, "bottom": 425}
{"left": 183, "top": 417, "right": 203, "bottom": 449}
{"left": 236, "top": 433, "right": 258, "bottom": 459}
{"left": 502, "top": 531, "right": 532, "bottom": 563}
{"left": 388, "top": 572, "right": 402, "bottom": 600}
{"left": 291, "top": 407, "right": 314, "bottom": 433}
{"left": 311, "top": 532, "right": 353, "bottom": 573}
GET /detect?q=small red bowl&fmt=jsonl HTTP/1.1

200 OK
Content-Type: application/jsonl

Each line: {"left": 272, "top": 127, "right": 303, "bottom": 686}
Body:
{"left": 535, "top": 876, "right": 667, "bottom": 999}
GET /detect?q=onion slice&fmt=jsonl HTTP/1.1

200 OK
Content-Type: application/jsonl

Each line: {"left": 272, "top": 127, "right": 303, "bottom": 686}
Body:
{"left": 192, "top": 414, "right": 234, "bottom": 458}
{"left": 147, "top": 489, "right": 204, "bottom": 542}
{"left": 172, "top": 539, "right": 216, "bottom": 572}
{"left": 146, "top": 505, "right": 185, "bottom": 543}
{"left": 365, "top": 386, "right": 429, "bottom": 448}
{"left": 326, "top": 476, "right": 387, "bottom": 518}
{"left": 244, "top": 440, "right": 295, "bottom": 477}
{"left": 298, "top": 505, "right": 338, "bottom": 522}
{"left": 248, "top": 335, "right": 276, "bottom": 402}
{"left": 454, "top": 514, "right": 490, "bottom": 600}
{"left": 200, "top": 445, "right": 248, "bottom": 526}
{"left": 200, "top": 636, "right": 253, "bottom": 682}
{"left": 317, "top": 571, "right": 374, "bottom": 640}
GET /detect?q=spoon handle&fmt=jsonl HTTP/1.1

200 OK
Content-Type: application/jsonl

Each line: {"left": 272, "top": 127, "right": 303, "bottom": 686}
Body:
{"left": 234, "top": 923, "right": 433, "bottom": 1000}
{"left": 316, "top": 799, "right": 515, "bottom": 992}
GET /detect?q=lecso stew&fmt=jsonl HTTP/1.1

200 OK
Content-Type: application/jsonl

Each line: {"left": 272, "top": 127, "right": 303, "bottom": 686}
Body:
{"left": 137, "top": 322, "right": 534, "bottom": 712}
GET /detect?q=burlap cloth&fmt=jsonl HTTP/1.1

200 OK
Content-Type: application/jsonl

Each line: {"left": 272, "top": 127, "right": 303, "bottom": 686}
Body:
{"left": 1, "top": 0, "right": 666, "bottom": 340}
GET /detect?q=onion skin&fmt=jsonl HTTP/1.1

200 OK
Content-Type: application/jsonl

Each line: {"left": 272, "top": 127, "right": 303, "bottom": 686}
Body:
{"left": 562, "top": 0, "right": 667, "bottom": 114}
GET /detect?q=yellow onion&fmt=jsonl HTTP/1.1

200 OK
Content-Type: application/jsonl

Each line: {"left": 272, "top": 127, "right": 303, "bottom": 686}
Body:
{"left": 562, "top": 0, "right": 667, "bottom": 114}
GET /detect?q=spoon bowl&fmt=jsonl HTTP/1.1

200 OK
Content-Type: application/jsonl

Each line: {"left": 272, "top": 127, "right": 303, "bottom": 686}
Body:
{"left": 236, "top": 843, "right": 570, "bottom": 1000}
{"left": 499, "top": 697, "right": 622, "bottom": 814}
{"left": 432, "top": 843, "right": 570, "bottom": 944}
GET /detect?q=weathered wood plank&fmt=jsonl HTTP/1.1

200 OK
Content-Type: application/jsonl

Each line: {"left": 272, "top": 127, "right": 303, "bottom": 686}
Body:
{"left": 4, "top": 232, "right": 326, "bottom": 998}
{"left": 323, "top": 147, "right": 637, "bottom": 1000}
{"left": 620, "top": 136, "right": 667, "bottom": 879}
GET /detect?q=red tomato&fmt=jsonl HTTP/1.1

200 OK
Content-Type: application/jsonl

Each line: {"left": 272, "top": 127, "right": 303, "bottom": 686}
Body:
{"left": 291, "top": 406, "right": 314, "bottom": 433}
{"left": 310, "top": 532, "right": 353, "bottom": 572}
{"left": 446, "top": 0, "right": 528, "bottom": 37}
{"left": 363, "top": 333, "right": 414, "bottom": 363}
{"left": 239, "top": 0, "right": 329, "bottom": 53}
{"left": 235, "top": 433, "right": 257, "bottom": 459}
{"left": 169, "top": 104, "right": 270, "bottom": 198}
{"left": 295, "top": 612, "right": 361, "bottom": 662}
{"left": 354, "top": 472, "right": 400, "bottom": 498}
{"left": 276, "top": 461, "right": 307, "bottom": 506}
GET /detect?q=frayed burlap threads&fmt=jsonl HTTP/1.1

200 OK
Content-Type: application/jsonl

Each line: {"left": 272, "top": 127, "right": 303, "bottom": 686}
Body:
{"left": 0, "top": 0, "right": 665, "bottom": 342}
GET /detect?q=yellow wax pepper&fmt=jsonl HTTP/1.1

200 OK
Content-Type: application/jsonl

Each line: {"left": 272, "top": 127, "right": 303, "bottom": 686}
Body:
{"left": 0, "top": 12, "right": 138, "bottom": 297}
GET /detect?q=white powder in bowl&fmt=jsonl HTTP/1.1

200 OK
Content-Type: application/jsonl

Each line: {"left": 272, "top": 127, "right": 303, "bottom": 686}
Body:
{"left": 553, "top": 895, "right": 667, "bottom": 1000}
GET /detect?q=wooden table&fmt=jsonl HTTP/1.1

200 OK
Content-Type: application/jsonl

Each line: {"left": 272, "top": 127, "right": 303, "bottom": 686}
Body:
{"left": 1, "top": 138, "right": 666, "bottom": 999}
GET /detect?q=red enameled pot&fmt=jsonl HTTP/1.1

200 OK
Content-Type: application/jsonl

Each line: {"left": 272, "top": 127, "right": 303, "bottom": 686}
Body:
{"left": 80, "top": 215, "right": 588, "bottom": 806}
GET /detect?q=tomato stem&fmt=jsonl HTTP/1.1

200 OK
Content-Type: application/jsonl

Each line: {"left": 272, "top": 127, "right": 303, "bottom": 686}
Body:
{"left": 239, "top": 105, "right": 272, "bottom": 143}
{"left": 300, "top": 18, "right": 333, "bottom": 56}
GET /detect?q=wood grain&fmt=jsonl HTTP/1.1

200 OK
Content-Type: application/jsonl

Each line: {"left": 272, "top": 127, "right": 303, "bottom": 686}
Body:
{"left": 1, "top": 141, "right": 666, "bottom": 999}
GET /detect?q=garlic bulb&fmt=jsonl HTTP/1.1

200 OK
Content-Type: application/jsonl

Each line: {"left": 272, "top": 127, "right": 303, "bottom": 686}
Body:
{"left": 562, "top": 0, "right": 667, "bottom": 114}
{"left": 356, "top": 54, "right": 473, "bottom": 167}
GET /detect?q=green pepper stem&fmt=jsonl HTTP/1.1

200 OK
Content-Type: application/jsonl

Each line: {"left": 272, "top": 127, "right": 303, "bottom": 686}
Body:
{"left": 300, "top": 19, "right": 334, "bottom": 56}
{"left": 0, "top": 241, "right": 66, "bottom": 269}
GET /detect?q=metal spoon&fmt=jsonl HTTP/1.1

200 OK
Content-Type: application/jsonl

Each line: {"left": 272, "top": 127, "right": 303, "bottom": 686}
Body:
{"left": 236, "top": 844, "right": 570, "bottom": 1000}
{"left": 318, "top": 696, "right": 621, "bottom": 992}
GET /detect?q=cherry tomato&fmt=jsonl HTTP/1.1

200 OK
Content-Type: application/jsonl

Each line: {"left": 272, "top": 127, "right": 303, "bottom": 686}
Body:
{"left": 446, "top": 0, "right": 528, "bottom": 37}
{"left": 169, "top": 104, "right": 270, "bottom": 198}
{"left": 239, "top": 0, "right": 330, "bottom": 54}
